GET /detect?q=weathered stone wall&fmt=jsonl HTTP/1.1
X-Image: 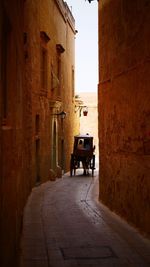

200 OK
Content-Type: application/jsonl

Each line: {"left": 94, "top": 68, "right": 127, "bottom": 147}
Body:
{"left": 24, "top": 0, "right": 51, "bottom": 184}
{"left": 98, "top": 0, "right": 150, "bottom": 235}
{"left": 39, "top": 0, "right": 76, "bottom": 173}
{"left": 0, "top": 0, "right": 76, "bottom": 266}
{"left": 24, "top": 0, "right": 76, "bottom": 177}
{"left": 0, "top": 1, "right": 33, "bottom": 266}
{"left": 62, "top": 19, "right": 76, "bottom": 172}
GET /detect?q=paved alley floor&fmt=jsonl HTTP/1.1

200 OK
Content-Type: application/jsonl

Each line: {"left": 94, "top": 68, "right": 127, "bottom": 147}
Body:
{"left": 20, "top": 169, "right": 150, "bottom": 267}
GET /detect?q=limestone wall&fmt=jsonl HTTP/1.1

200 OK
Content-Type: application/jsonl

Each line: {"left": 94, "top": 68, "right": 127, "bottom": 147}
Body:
{"left": 98, "top": 0, "right": 150, "bottom": 235}
{"left": 24, "top": 0, "right": 76, "bottom": 177}
{"left": 0, "top": 1, "right": 31, "bottom": 266}
{"left": 0, "top": 0, "right": 76, "bottom": 266}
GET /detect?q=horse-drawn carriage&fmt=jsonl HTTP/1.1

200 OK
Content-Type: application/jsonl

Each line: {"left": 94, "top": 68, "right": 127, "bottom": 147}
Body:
{"left": 70, "top": 134, "right": 95, "bottom": 176}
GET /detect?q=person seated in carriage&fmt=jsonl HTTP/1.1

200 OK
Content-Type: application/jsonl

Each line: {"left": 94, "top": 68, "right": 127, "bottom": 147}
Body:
{"left": 77, "top": 138, "right": 95, "bottom": 175}
{"left": 77, "top": 139, "right": 84, "bottom": 150}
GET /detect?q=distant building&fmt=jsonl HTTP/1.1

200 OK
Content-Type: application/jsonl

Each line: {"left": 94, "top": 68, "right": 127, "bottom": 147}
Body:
{"left": 78, "top": 92, "right": 98, "bottom": 162}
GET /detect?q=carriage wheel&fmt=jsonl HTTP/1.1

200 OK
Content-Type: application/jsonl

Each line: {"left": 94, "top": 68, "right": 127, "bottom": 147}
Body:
{"left": 70, "top": 164, "right": 73, "bottom": 176}
{"left": 92, "top": 167, "right": 94, "bottom": 177}
{"left": 92, "top": 155, "right": 95, "bottom": 177}
{"left": 70, "top": 154, "right": 75, "bottom": 176}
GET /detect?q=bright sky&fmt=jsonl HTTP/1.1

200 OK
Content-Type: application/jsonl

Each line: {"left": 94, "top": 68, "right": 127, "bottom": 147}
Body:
{"left": 65, "top": 0, "right": 98, "bottom": 93}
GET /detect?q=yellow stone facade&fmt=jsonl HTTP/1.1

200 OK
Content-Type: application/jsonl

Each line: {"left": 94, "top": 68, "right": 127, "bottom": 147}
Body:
{"left": 24, "top": 0, "right": 77, "bottom": 179}
{"left": 98, "top": 0, "right": 150, "bottom": 236}
{"left": 0, "top": 0, "right": 78, "bottom": 266}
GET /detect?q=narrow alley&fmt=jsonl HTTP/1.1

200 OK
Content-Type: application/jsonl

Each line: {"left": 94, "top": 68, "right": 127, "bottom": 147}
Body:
{"left": 20, "top": 169, "right": 150, "bottom": 267}
{"left": 1, "top": 0, "right": 150, "bottom": 266}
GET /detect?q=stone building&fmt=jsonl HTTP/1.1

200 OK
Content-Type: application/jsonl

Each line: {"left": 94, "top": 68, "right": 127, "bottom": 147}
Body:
{"left": 24, "top": 0, "right": 76, "bottom": 179}
{"left": 0, "top": 1, "right": 27, "bottom": 266}
{"left": 0, "top": 0, "right": 77, "bottom": 266}
{"left": 77, "top": 92, "right": 99, "bottom": 162}
{"left": 98, "top": 0, "right": 150, "bottom": 235}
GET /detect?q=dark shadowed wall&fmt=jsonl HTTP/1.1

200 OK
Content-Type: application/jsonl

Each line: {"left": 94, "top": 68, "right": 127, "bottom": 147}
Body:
{"left": 98, "top": 0, "right": 150, "bottom": 236}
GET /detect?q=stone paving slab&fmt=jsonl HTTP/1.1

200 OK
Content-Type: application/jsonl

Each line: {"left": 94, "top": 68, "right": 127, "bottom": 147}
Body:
{"left": 20, "top": 170, "right": 150, "bottom": 267}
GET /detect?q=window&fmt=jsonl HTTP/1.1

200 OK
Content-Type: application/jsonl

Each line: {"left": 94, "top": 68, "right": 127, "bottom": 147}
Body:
{"left": 40, "top": 47, "right": 47, "bottom": 91}
{"left": 40, "top": 31, "right": 50, "bottom": 96}
{"left": 56, "top": 50, "right": 61, "bottom": 97}
{"left": 56, "top": 44, "right": 65, "bottom": 98}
